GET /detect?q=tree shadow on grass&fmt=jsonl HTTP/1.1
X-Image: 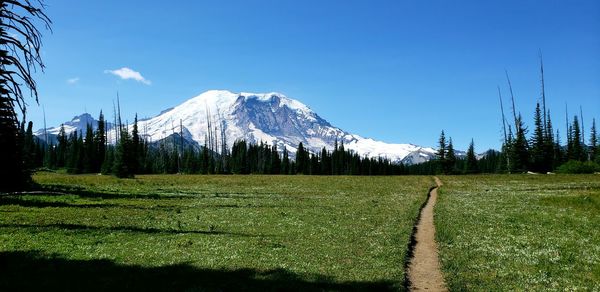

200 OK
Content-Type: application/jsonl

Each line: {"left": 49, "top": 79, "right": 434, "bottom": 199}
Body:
{"left": 37, "top": 184, "right": 193, "bottom": 200}
{"left": 0, "top": 222, "right": 259, "bottom": 237}
{"left": 0, "top": 196, "right": 118, "bottom": 209}
{"left": 0, "top": 195, "right": 185, "bottom": 211}
{"left": 0, "top": 195, "right": 292, "bottom": 211}
{"left": 36, "top": 184, "right": 288, "bottom": 200}
{"left": 0, "top": 250, "right": 398, "bottom": 292}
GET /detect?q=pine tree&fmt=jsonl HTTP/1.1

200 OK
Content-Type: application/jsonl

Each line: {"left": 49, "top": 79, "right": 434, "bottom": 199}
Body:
{"left": 56, "top": 124, "right": 67, "bottom": 168}
{"left": 271, "top": 144, "right": 281, "bottom": 174}
{"left": 530, "top": 103, "right": 547, "bottom": 172}
{"left": 113, "top": 127, "right": 134, "bottom": 178}
{"left": 510, "top": 115, "right": 529, "bottom": 172}
{"left": 83, "top": 123, "right": 95, "bottom": 173}
{"left": 131, "top": 114, "right": 140, "bottom": 173}
{"left": 101, "top": 146, "right": 114, "bottom": 175}
{"left": 296, "top": 142, "right": 307, "bottom": 174}
{"left": 95, "top": 111, "right": 106, "bottom": 172}
{"left": 465, "top": 139, "right": 478, "bottom": 174}
{"left": 281, "top": 147, "right": 290, "bottom": 175}
{"left": 445, "top": 137, "right": 456, "bottom": 174}
{"left": 544, "top": 110, "right": 556, "bottom": 170}
{"left": 554, "top": 129, "right": 564, "bottom": 166}
{"left": 568, "top": 116, "right": 585, "bottom": 161}
{"left": 436, "top": 130, "right": 447, "bottom": 174}
{"left": 0, "top": 1, "right": 51, "bottom": 191}
{"left": 589, "top": 118, "right": 597, "bottom": 162}
{"left": 67, "top": 131, "right": 83, "bottom": 174}
{"left": 22, "top": 121, "right": 35, "bottom": 172}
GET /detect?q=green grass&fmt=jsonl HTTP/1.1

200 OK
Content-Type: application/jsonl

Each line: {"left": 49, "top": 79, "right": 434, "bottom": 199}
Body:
{"left": 435, "top": 174, "right": 600, "bottom": 291}
{"left": 0, "top": 173, "right": 434, "bottom": 291}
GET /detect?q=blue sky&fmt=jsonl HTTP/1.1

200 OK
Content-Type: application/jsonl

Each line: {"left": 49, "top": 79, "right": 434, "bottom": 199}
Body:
{"left": 28, "top": 0, "right": 600, "bottom": 151}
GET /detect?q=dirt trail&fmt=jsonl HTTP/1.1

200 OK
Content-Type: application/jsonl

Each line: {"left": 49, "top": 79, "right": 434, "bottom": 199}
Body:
{"left": 407, "top": 177, "right": 447, "bottom": 291}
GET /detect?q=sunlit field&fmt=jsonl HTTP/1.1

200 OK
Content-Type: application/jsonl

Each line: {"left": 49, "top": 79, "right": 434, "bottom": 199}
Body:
{"left": 435, "top": 175, "right": 600, "bottom": 291}
{"left": 0, "top": 173, "right": 434, "bottom": 291}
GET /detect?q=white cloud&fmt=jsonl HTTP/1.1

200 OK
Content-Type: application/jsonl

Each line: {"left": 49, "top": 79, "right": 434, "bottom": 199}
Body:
{"left": 67, "top": 77, "right": 80, "bottom": 84}
{"left": 104, "top": 67, "right": 151, "bottom": 85}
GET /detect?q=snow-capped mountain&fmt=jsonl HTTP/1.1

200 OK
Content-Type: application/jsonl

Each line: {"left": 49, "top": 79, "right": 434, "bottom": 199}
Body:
{"left": 36, "top": 90, "right": 437, "bottom": 164}
{"left": 34, "top": 113, "right": 114, "bottom": 144}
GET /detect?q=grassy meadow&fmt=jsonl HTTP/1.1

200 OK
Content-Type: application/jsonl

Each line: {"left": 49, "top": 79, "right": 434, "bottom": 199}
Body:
{"left": 435, "top": 174, "right": 600, "bottom": 291}
{"left": 0, "top": 173, "right": 434, "bottom": 291}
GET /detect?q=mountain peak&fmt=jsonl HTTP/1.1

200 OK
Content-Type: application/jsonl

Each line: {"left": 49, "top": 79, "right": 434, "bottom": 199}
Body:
{"left": 35, "top": 90, "right": 438, "bottom": 164}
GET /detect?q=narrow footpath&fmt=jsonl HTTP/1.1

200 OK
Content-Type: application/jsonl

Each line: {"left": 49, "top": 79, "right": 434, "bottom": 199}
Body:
{"left": 407, "top": 177, "right": 447, "bottom": 291}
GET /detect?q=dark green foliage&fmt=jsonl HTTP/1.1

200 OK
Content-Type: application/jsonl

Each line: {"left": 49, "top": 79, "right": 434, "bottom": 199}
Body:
{"left": 83, "top": 124, "right": 95, "bottom": 173}
{"left": 66, "top": 131, "right": 83, "bottom": 174}
{"left": 479, "top": 150, "right": 502, "bottom": 173}
{"left": 281, "top": 148, "right": 290, "bottom": 174}
{"left": 131, "top": 114, "right": 140, "bottom": 173}
{"left": 22, "top": 121, "right": 36, "bottom": 171}
{"left": 553, "top": 129, "right": 565, "bottom": 167}
{"left": 508, "top": 115, "right": 529, "bottom": 173}
{"left": 568, "top": 116, "right": 586, "bottom": 161}
{"left": 464, "top": 139, "right": 478, "bottom": 174}
{"left": 589, "top": 119, "right": 597, "bottom": 162}
{"left": 295, "top": 142, "right": 309, "bottom": 174}
{"left": 445, "top": 138, "right": 457, "bottom": 174}
{"left": 556, "top": 160, "right": 600, "bottom": 174}
{"left": 530, "top": 103, "right": 550, "bottom": 173}
{"left": 437, "top": 130, "right": 446, "bottom": 161}
{"left": 95, "top": 111, "right": 106, "bottom": 172}
{"left": 271, "top": 145, "right": 281, "bottom": 174}
{"left": 544, "top": 111, "right": 556, "bottom": 169}
{"left": 56, "top": 125, "right": 67, "bottom": 168}
{"left": 112, "top": 128, "right": 134, "bottom": 178}
{"left": 101, "top": 147, "right": 114, "bottom": 175}
{"left": 230, "top": 140, "right": 248, "bottom": 174}
{"left": 436, "top": 130, "right": 447, "bottom": 174}
{"left": 435, "top": 131, "right": 457, "bottom": 174}
{"left": 0, "top": 1, "right": 50, "bottom": 191}
{"left": 0, "top": 84, "right": 28, "bottom": 191}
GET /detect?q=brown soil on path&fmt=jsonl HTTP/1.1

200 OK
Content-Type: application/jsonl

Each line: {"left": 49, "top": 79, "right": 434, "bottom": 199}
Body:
{"left": 407, "top": 177, "right": 447, "bottom": 291}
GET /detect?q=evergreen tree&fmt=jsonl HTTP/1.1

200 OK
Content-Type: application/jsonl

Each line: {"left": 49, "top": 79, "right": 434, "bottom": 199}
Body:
{"left": 529, "top": 103, "right": 547, "bottom": 172}
{"left": 281, "top": 147, "right": 290, "bottom": 175}
{"left": 436, "top": 130, "right": 447, "bottom": 174}
{"left": 95, "top": 111, "right": 106, "bottom": 172}
{"left": 554, "top": 129, "right": 564, "bottom": 166}
{"left": 271, "top": 144, "right": 281, "bottom": 174}
{"left": 44, "top": 141, "right": 56, "bottom": 169}
{"left": 568, "top": 116, "right": 585, "bottom": 161}
{"left": 445, "top": 137, "right": 456, "bottom": 174}
{"left": 510, "top": 115, "right": 529, "bottom": 172}
{"left": 464, "top": 139, "right": 479, "bottom": 174}
{"left": 320, "top": 147, "right": 331, "bottom": 175}
{"left": 22, "top": 121, "right": 35, "bottom": 171}
{"left": 544, "top": 110, "right": 556, "bottom": 170}
{"left": 101, "top": 146, "right": 114, "bottom": 175}
{"left": 66, "top": 131, "right": 83, "bottom": 174}
{"left": 131, "top": 114, "right": 140, "bottom": 173}
{"left": 112, "top": 127, "right": 134, "bottom": 178}
{"left": 296, "top": 142, "right": 307, "bottom": 174}
{"left": 0, "top": 1, "right": 51, "bottom": 191}
{"left": 83, "top": 123, "right": 95, "bottom": 173}
{"left": 56, "top": 124, "right": 67, "bottom": 168}
{"left": 201, "top": 144, "right": 209, "bottom": 174}
{"left": 589, "top": 118, "right": 597, "bottom": 162}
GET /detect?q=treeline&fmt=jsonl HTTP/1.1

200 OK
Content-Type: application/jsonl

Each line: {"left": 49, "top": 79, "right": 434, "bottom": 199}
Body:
{"left": 404, "top": 133, "right": 509, "bottom": 175}
{"left": 24, "top": 112, "right": 405, "bottom": 177}
{"left": 407, "top": 56, "right": 600, "bottom": 175}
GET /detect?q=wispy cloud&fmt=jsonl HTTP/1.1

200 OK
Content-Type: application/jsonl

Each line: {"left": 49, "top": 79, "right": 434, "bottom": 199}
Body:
{"left": 67, "top": 77, "right": 80, "bottom": 85}
{"left": 104, "top": 67, "right": 151, "bottom": 85}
